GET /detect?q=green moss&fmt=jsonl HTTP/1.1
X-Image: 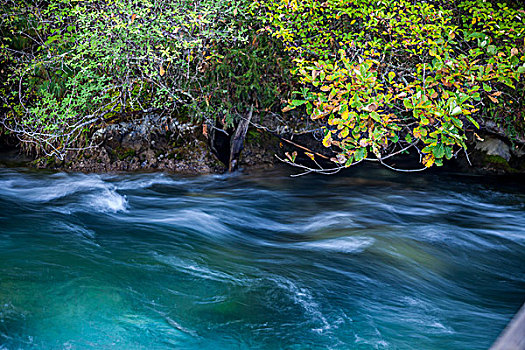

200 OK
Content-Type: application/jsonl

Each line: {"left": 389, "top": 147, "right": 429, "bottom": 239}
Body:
{"left": 483, "top": 154, "right": 518, "bottom": 173}
{"left": 245, "top": 130, "right": 261, "bottom": 145}
{"left": 113, "top": 147, "right": 136, "bottom": 161}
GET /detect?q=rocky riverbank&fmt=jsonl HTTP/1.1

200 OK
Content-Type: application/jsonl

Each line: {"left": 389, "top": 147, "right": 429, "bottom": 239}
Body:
{"left": 1, "top": 114, "right": 525, "bottom": 176}
{"left": 23, "top": 114, "right": 283, "bottom": 174}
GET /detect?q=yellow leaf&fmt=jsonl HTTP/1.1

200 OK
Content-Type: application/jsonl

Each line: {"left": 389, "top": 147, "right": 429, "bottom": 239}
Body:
{"left": 322, "top": 133, "right": 332, "bottom": 147}
{"left": 160, "top": 66, "right": 165, "bottom": 76}
{"left": 305, "top": 152, "right": 315, "bottom": 161}
{"left": 320, "top": 85, "right": 331, "bottom": 92}
{"left": 423, "top": 153, "right": 435, "bottom": 167}
{"left": 341, "top": 109, "right": 349, "bottom": 119}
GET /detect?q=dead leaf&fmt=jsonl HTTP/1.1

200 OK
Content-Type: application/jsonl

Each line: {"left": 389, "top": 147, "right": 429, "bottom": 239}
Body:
{"left": 202, "top": 124, "right": 208, "bottom": 138}
{"left": 511, "top": 48, "right": 518, "bottom": 56}
{"left": 488, "top": 95, "right": 499, "bottom": 103}
{"left": 285, "top": 151, "right": 297, "bottom": 163}
{"left": 160, "top": 66, "right": 165, "bottom": 76}
{"left": 131, "top": 13, "right": 136, "bottom": 23}
{"left": 363, "top": 103, "right": 378, "bottom": 112}
{"left": 336, "top": 154, "right": 347, "bottom": 164}
{"left": 474, "top": 132, "right": 484, "bottom": 142}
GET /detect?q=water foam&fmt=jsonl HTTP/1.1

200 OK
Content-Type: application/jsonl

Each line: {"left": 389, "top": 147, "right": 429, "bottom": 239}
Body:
{"left": 87, "top": 188, "right": 128, "bottom": 213}
{"left": 0, "top": 171, "right": 128, "bottom": 213}
{"left": 293, "top": 236, "right": 375, "bottom": 253}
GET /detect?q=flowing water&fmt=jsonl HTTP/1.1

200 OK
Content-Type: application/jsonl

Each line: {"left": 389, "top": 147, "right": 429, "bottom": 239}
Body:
{"left": 0, "top": 166, "right": 524, "bottom": 349}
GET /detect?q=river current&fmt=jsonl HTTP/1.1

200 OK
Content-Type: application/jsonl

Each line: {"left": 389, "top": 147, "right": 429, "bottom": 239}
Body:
{"left": 0, "top": 166, "right": 524, "bottom": 349}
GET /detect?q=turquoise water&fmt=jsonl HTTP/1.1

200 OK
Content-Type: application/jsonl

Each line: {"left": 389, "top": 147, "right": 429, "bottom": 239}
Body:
{"left": 0, "top": 167, "right": 524, "bottom": 349}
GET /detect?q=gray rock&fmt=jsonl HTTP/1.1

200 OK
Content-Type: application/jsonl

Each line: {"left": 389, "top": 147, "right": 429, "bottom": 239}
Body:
{"left": 475, "top": 137, "right": 511, "bottom": 161}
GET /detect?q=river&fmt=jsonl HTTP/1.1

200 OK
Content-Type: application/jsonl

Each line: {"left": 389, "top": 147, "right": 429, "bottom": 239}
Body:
{"left": 0, "top": 166, "right": 524, "bottom": 349}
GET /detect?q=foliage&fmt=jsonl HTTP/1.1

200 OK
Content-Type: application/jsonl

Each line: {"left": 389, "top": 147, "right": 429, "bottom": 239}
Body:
{"left": 1, "top": 0, "right": 524, "bottom": 172}
{"left": 197, "top": 28, "right": 293, "bottom": 127}
{"left": 256, "top": 0, "right": 525, "bottom": 169}
{"left": 0, "top": 0, "right": 269, "bottom": 157}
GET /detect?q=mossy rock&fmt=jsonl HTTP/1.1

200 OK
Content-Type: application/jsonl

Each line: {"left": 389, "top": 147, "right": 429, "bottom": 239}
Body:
{"left": 113, "top": 147, "right": 136, "bottom": 161}
{"left": 483, "top": 154, "right": 519, "bottom": 173}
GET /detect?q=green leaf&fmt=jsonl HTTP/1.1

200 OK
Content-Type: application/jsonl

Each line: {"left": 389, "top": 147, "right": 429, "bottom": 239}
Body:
{"left": 445, "top": 146, "right": 453, "bottom": 160}
{"left": 387, "top": 71, "right": 396, "bottom": 82}
{"left": 354, "top": 147, "right": 367, "bottom": 162}
{"left": 482, "top": 83, "right": 491, "bottom": 92}
{"left": 433, "top": 143, "right": 445, "bottom": 158}
{"left": 465, "top": 115, "right": 480, "bottom": 128}
{"left": 486, "top": 45, "right": 497, "bottom": 55}
{"left": 451, "top": 117, "right": 463, "bottom": 128}
{"left": 450, "top": 106, "right": 462, "bottom": 116}
{"left": 290, "top": 100, "right": 307, "bottom": 106}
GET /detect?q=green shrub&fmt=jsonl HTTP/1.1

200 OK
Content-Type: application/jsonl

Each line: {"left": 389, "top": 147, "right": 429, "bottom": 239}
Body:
{"left": 1, "top": 0, "right": 261, "bottom": 157}
{"left": 256, "top": 0, "right": 525, "bottom": 170}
